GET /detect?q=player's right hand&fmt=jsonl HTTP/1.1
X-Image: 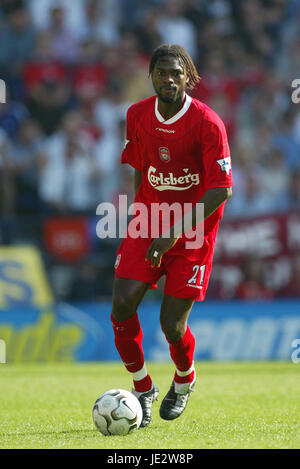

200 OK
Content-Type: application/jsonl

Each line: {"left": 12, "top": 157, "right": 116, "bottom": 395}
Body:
{"left": 145, "top": 236, "right": 179, "bottom": 268}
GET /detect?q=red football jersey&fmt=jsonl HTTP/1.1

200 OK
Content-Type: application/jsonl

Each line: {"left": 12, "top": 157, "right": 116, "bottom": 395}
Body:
{"left": 121, "top": 93, "right": 233, "bottom": 242}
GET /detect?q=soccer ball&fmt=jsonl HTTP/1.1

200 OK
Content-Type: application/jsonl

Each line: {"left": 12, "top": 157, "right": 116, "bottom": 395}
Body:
{"left": 92, "top": 389, "right": 143, "bottom": 436}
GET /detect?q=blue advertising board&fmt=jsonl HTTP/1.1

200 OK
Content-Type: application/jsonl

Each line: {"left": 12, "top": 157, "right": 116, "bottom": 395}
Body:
{"left": 1, "top": 300, "right": 300, "bottom": 362}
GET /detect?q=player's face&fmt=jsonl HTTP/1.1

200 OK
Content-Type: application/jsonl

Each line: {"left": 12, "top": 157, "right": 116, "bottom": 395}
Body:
{"left": 152, "top": 56, "right": 188, "bottom": 104}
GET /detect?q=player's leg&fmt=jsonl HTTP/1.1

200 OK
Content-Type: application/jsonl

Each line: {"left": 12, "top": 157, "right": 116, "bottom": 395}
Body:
{"left": 111, "top": 234, "right": 165, "bottom": 426}
{"left": 158, "top": 233, "right": 217, "bottom": 421}
{"left": 111, "top": 276, "right": 151, "bottom": 390}
{"left": 160, "top": 294, "right": 195, "bottom": 387}
{"left": 159, "top": 294, "right": 196, "bottom": 420}
{"left": 111, "top": 277, "right": 159, "bottom": 426}
{"left": 111, "top": 275, "right": 149, "bottom": 380}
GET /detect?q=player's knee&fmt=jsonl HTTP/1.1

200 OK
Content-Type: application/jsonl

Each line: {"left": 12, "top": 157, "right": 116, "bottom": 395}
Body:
{"left": 112, "top": 278, "right": 148, "bottom": 322}
{"left": 161, "top": 318, "right": 185, "bottom": 342}
{"left": 111, "top": 292, "right": 134, "bottom": 321}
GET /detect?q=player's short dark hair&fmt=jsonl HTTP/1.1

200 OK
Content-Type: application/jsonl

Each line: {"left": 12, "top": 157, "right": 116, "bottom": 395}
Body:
{"left": 149, "top": 44, "right": 201, "bottom": 90}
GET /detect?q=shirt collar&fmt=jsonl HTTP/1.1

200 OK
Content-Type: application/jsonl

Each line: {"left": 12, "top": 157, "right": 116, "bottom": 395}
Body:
{"left": 155, "top": 93, "right": 192, "bottom": 125}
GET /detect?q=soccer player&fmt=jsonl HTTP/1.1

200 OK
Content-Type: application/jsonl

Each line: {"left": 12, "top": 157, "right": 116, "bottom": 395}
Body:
{"left": 111, "top": 44, "right": 233, "bottom": 426}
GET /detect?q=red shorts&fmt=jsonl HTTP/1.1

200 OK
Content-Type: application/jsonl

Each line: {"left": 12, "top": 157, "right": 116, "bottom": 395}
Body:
{"left": 114, "top": 226, "right": 219, "bottom": 302}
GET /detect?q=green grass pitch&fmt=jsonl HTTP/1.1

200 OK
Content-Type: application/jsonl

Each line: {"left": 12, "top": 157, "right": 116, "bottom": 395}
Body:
{"left": 0, "top": 362, "right": 299, "bottom": 449}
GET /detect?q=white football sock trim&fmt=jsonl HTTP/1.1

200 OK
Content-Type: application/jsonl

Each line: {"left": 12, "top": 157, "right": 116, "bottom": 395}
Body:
{"left": 176, "top": 361, "right": 194, "bottom": 377}
{"left": 132, "top": 363, "right": 147, "bottom": 381}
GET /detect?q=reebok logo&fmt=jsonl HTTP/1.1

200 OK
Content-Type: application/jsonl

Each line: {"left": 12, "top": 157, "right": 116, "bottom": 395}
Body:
{"left": 155, "top": 127, "right": 175, "bottom": 133}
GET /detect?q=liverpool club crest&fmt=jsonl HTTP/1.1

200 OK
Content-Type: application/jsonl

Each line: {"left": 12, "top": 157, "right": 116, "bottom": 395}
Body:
{"left": 159, "top": 146, "right": 170, "bottom": 163}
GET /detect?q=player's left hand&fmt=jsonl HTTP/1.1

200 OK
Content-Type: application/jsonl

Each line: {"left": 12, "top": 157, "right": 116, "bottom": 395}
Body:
{"left": 145, "top": 236, "right": 179, "bottom": 268}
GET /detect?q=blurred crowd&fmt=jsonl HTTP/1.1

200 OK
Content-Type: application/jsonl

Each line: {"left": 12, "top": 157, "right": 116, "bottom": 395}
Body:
{"left": 0, "top": 0, "right": 299, "bottom": 301}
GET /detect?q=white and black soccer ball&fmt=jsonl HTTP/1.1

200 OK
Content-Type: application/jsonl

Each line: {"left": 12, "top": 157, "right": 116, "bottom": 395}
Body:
{"left": 92, "top": 389, "right": 143, "bottom": 436}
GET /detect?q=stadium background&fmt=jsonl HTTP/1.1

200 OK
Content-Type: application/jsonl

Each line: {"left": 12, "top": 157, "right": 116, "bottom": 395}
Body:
{"left": 0, "top": 0, "right": 300, "bottom": 364}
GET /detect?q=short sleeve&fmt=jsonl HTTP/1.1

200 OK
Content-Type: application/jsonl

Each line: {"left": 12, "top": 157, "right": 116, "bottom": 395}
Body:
{"left": 200, "top": 111, "right": 233, "bottom": 190}
{"left": 121, "top": 108, "right": 142, "bottom": 170}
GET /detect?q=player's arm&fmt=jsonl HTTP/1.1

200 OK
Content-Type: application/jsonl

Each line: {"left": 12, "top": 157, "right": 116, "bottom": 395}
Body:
{"left": 169, "top": 186, "right": 232, "bottom": 236}
{"left": 173, "top": 186, "right": 232, "bottom": 237}
{"left": 198, "top": 186, "right": 232, "bottom": 220}
{"left": 134, "top": 169, "right": 142, "bottom": 195}
{"left": 145, "top": 187, "right": 232, "bottom": 267}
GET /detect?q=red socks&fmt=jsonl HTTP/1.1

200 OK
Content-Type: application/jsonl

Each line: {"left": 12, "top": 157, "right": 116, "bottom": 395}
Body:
{"left": 111, "top": 313, "right": 152, "bottom": 392}
{"left": 111, "top": 313, "right": 195, "bottom": 392}
{"left": 166, "top": 325, "right": 195, "bottom": 385}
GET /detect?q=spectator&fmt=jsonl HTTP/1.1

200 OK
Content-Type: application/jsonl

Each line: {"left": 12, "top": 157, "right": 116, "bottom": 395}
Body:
{"left": 236, "top": 257, "right": 275, "bottom": 300}
{"left": 93, "top": 80, "right": 129, "bottom": 137}
{"left": 27, "top": 0, "right": 84, "bottom": 37}
{"left": 23, "top": 32, "right": 71, "bottom": 135}
{"left": 276, "top": 36, "right": 300, "bottom": 81}
{"left": 260, "top": 148, "right": 290, "bottom": 198}
{"left": 94, "top": 118, "right": 124, "bottom": 202}
{"left": 192, "top": 50, "right": 243, "bottom": 110}
{"left": 44, "top": 4, "right": 79, "bottom": 64}
{"left": 226, "top": 171, "right": 273, "bottom": 218}
{"left": 116, "top": 32, "right": 153, "bottom": 103}
{"left": 134, "top": 8, "right": 163, "bottom": 57}
{"left": 0, "top": 4, "right": 35, "bottom": 71}
{"left": 291, "top": 105, "right": 300, "bottom": 146}
{"left": 225, "top": 145, "right": 249, "bottom": 201}
{"left": 77, "top": 0, "right": 120, "bottom": 46}
{"left": 155, "top": 0, "right": 197, "bottom": 60}
{"left": 0, "top": 91, "right": 28, "bottom": 139}
{"left": 0, "top": 3, "right": 36, "bottom": 99}
{"left": 0, "top": 129, "right": 13, "bottom": 216}
{"left": 120, "top": 0, "right": 159, "bottom": 28}
{"left": 9, "top": 118, "right": 44, "bottom": 214}
{"left": 206, "top": 90, "right": 236, "bottom": 141}
{"left": 274, "top": 170, "right": 300, "bottom": 212}
{"left": 39, "top": 110, "right": 101, "bottom": 213}
{"left": 72, "top": 38, "right": 108, "bottom": 106}
{"left": 271, "top": 110, "right": 300, "bottom": 170}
